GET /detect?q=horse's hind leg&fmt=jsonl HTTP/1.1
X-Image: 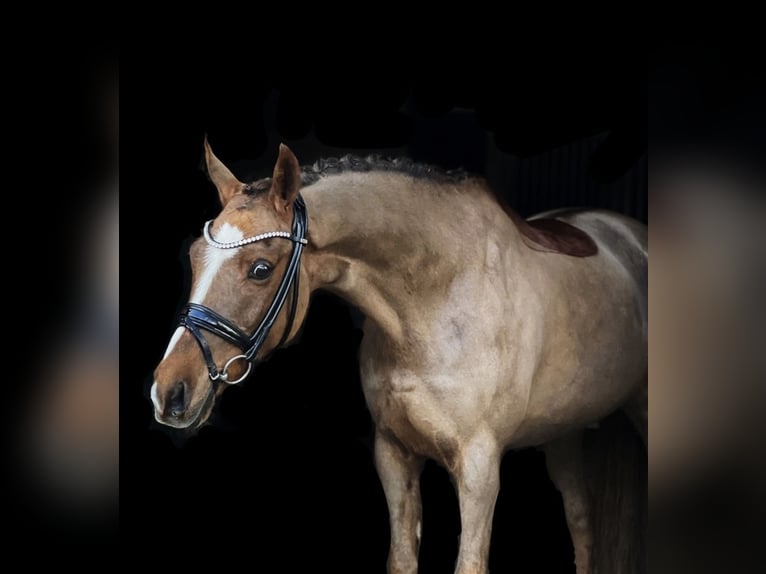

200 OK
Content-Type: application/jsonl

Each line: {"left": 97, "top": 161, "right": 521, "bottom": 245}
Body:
{"left": 544, "top": 431, "right": 593, "bottom": 574}
{"left": 375, "top": 431, "right": 425, "bottom": 574}
{"left": 453, "top": 431, "right": 501, "bottom": 574}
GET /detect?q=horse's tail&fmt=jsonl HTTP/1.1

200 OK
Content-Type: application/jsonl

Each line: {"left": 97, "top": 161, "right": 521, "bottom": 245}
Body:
{"left": 586, "top": 411, "right": 647, "bottom": 574}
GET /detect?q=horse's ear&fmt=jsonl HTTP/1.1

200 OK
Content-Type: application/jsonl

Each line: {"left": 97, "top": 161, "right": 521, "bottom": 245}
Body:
{"left": 269, "top": 143, "right": 301, "bottom": 213}
{"left": 204, "top": 136, "right": 244, "bottom": 207}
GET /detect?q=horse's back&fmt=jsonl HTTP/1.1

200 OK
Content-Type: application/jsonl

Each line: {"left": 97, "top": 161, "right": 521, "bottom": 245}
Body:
{"left": 529, "top": 208, "right": 646, "bottom": 257}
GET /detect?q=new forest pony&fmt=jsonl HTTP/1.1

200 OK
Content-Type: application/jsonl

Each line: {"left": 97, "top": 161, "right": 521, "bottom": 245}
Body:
{"left": 151, "top": 141, "right": 647, "bottom": 574}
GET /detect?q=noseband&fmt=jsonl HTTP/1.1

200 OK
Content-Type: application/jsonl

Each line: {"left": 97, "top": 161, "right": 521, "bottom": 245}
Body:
{"left": 178, "top": 195, "right": 308, "bottom": 385}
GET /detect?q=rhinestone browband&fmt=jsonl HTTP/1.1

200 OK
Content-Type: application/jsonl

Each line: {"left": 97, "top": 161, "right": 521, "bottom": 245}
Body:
{"left": 203, "top": 220, "right": 308, "bottom": 249}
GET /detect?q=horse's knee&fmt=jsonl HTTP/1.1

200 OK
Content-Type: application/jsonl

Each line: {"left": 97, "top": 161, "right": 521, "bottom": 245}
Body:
{"left": 455, "top": 431, "right": 501, "bottom": 491}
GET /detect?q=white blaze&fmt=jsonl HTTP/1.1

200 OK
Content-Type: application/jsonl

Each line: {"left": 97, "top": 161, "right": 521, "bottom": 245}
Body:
{"left": 151, "top": 381, "right": 161, "bottom": 412}
{"left": 190, "top": 222, "right": 243, "bottom": 304}
{"left": 162, "top": 327, "right": 186, "bottom": 359}
{"left": 160, "top": 222, "right": 243, "bottom": 360}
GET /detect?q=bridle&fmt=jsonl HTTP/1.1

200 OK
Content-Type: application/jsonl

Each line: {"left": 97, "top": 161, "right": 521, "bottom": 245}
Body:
{"left": 177, "top": 195, "right": 308, "bottom": 386}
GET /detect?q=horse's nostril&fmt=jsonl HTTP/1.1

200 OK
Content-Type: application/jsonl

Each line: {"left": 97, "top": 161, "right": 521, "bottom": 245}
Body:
{"left": 168, "top": 380, "right": 186, "bottom": 417}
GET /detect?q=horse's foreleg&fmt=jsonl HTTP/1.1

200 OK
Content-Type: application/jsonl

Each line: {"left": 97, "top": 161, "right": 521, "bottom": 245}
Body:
{"left": 375, "top": 431, "right": 424, "bottom": 574}
{"left": 453, "top": 432, "right": 501, "bottom": 574}
{"left": 544, "top": 431, "right": 593, "bottom": 574}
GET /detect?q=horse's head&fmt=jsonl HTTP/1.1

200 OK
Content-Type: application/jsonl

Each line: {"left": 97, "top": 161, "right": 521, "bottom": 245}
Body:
{"left": 151, "top": 141, "right": 310, "bottom": 429}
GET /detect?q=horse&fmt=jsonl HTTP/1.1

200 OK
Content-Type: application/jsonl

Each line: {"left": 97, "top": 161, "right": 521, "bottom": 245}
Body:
{"left": 151, "top": 141, "right": 647, "bottom": 574}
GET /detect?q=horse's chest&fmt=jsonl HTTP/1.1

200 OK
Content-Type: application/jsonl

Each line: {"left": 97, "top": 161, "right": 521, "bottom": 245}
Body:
{"left": 361, "top": 367, "right": 421, "bottom": 427}
{"left": 360, "top": 366, "right": 461, "bottom": 467}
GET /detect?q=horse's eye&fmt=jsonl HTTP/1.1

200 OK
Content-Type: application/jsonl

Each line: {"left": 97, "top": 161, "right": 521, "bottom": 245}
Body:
{"left": 249, "top": 260, "right": 273, "bottom": 281}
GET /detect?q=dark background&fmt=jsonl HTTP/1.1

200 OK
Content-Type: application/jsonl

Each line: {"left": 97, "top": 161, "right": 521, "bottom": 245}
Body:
{"left": 122, "top": 48, "right": 645, "bottom": 571}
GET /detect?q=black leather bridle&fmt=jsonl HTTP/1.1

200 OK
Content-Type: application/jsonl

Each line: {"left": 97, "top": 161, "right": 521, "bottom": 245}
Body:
{"left": 177, "top": 195, "right": 308, "bottom": 386}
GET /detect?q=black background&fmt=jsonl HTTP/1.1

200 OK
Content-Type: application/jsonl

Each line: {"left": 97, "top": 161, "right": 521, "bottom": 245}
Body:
{"left": 121, "top": 46, "right": 645, "bottom": 571}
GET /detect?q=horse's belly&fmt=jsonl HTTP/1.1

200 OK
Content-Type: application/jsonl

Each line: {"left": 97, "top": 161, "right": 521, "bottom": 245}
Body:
{"left": 506, "top": 306, "right": 646, "bottom": 447}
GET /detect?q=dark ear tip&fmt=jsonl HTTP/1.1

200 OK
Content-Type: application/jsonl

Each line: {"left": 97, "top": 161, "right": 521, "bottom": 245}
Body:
{"left": 277, "top": 143, "right": 299, "bottom": 168}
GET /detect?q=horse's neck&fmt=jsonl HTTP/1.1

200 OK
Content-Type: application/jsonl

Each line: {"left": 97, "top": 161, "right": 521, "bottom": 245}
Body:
{"left": 302, "top": 172, "right": 523, "bottom": 346}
